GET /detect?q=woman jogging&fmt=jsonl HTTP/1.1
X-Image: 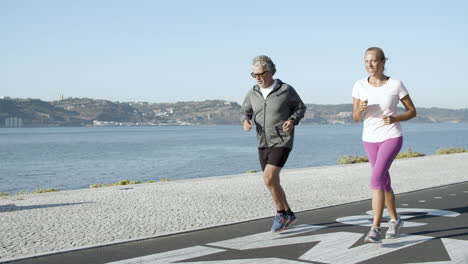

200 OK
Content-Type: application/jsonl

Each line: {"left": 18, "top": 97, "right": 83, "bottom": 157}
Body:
{"left": 352, "top": 47, "right": 417, "bottom": 243}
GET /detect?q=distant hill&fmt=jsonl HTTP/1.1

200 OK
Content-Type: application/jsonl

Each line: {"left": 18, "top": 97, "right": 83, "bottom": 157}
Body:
{"left": 0, "top": 97, "right": 466, "bottom": 127}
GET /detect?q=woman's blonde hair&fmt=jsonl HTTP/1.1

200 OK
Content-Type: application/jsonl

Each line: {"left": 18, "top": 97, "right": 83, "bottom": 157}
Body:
{"left": 366, "top": 47, "right": 388, "bottom": 63}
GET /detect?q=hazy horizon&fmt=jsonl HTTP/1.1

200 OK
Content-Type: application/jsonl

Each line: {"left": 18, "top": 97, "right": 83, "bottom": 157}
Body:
{"left": 3, "top": 95, "right": 468, "bottom": 110}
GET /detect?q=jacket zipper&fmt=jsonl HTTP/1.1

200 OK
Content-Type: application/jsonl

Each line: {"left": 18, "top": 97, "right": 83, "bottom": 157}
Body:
{"left": 256, "top": 82, "right": 281, "bottom": 148}
{"left": 263, "top": 100, "right": 268, "bottom": 148}
{"left": 255, "top": 88, "right": 268, "bottom": 148}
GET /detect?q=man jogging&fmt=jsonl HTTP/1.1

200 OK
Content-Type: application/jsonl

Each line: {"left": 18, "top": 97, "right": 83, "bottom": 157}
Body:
{"left": 241, "top": 55, "right": 307, "bottom": 232}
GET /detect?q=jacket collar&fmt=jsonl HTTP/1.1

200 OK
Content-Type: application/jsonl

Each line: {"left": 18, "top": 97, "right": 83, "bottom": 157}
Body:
{"left": 253, "top": 79, "right": 284, "bottom": 93}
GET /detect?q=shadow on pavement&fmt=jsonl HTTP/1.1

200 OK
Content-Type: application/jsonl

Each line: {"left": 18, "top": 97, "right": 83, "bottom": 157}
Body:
{"left": 0, "top": 202, "right": 94, "bottom": 213}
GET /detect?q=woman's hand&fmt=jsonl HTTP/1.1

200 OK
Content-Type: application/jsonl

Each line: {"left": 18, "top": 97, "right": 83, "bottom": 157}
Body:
{"left": 359, "top": 100, "right": 368, "bottom": 112}
{"left": 352, "top": 98, "right": 367, "bottom": 122}
{"left": 383, "top": 115, "right": 397, "bottom": 125}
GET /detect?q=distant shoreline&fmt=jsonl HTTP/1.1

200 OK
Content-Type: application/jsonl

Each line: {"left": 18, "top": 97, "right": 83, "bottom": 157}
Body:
{"left": 1, "top": 98, "right": 467, "bottom": 128}
{"left": 1, "top": 121, "right": 467, "bottom": 129}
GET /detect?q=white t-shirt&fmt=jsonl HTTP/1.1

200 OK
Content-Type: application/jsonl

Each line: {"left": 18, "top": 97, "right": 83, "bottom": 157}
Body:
{"left": 352, "top": 77, "right": 409, "bottom": 142}
{"left": 260, "top": 80, "right": 277, "bottom": 99}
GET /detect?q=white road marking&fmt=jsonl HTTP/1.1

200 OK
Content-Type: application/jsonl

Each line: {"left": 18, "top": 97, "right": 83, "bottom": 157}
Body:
{"left": 337, "top": 208, "right": 460, "bottom": 228}
{"left": 404, "top": 238, "right": 468, "bottom": 263}
{"left": 434, "top": 197, "right": 443, "bottom": 199}
{"left": 336, "top": 215, "right": 424, "bottom": 227}
{"left": 106, "top": 234, "right": 468, "bottom": 264}
{"left": 419, "top": 200, "right": 427, "bottom": 203}
{"left": 441, "top": 238, "right": 468, "bottom": 263}
{"left": 107, "top": 208, "right": 465, "bottom": 264}
{"left": 208, "top": 224, "right": 327, "bottom": 250}
{"left": 211, "top": 227, "right": 434, "bottom": 264}
{"left": 401, "top": 204, "right": 409, "bottom": 206}
{"left": 300, "top": 233, "right": 433, "bottom": 264}
{"left": 107, "top": 246, "right": 224, "bottom": 264}
{"left": 172, "top": 258, "right": 306, "bottom": 263}
{"left": 389, "top": 208, "right": 460, "bottom": 218}
{"left": 449, "top": 194, "right": 457, "bottom": 196}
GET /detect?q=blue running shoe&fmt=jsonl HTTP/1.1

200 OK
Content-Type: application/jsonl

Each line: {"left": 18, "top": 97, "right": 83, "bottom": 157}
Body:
{"left": 285, "top": 214, "right": 297, "bottom": 229}
{"left": 271, "top": 213, "right": 289, "bottom": 233}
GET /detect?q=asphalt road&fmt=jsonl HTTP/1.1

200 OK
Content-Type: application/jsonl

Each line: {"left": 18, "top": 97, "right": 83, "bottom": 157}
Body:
{"left": 6, "top": 181, "right": 468, "bottom": 264}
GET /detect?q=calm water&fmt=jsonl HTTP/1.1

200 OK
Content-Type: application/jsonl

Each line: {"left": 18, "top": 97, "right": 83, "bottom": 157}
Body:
{"left": 1, "top": 123, "right": 467, "bottom": 194}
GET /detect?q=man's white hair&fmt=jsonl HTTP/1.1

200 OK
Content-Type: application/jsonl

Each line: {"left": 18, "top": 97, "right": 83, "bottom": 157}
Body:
{"left": 252, "top": 55, "right": 276, "bottom": 75}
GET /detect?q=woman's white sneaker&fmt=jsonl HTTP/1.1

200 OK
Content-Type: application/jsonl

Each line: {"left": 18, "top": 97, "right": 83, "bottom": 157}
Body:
{"left": 364, "top": 227, "right": 382, "bottom": 243}
{"left": 386, "top": 218, "right": 404, "bottom": 239}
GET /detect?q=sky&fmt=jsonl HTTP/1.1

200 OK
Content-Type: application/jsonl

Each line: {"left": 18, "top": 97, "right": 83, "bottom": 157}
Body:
{"left": 1, "top": 0, "right": 467, "bottom": 109}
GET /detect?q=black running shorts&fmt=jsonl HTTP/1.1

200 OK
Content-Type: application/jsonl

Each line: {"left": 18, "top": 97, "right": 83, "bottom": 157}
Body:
{"left": 258, "top": 147, "right": 291, "bottom": 171}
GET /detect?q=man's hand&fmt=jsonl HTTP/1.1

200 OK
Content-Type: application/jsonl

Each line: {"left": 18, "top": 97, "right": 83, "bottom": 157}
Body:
{"left": 283, "top": 120, "right": 294, "bottom": 133}
{"left": 243, "top": 120, "right": 252, "bottom": 131}
{"left": 383, "top": 115, "right": 397, "bottom": 125}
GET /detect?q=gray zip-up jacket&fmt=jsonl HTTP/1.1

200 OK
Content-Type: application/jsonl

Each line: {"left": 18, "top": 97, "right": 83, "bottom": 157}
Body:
{"left": 241, "top": 79, "right": 307, "bottom": 149}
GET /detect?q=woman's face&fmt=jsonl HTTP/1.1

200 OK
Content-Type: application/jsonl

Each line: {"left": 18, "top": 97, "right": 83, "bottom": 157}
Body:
{"left": 364, "top": 51, "right": 384, "bottom": 77}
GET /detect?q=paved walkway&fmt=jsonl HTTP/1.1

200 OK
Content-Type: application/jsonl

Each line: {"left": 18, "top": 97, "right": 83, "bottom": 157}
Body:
{"left": 1, "top": 153, "right": 467, "bottom": 263}
{"left": 14, "top": 182, "right": 467, "bottom": 264}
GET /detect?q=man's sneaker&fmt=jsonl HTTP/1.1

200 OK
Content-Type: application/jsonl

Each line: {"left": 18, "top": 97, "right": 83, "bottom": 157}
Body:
{"left": 271, "top": 213, "right": 289, "bottom": 233}
{"left": 386, "top": 218, "right": 404, "bottom": 239}
{"left": 284, "top": 214, "right": 297, "bottom": 229}
{"left": 364, "top": 227, "right": 382, "bottom": 243}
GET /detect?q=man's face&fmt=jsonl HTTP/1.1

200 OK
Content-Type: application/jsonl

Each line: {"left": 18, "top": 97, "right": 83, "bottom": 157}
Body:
{"left": 251, "top": 66, "right": 274, "bottom": 88}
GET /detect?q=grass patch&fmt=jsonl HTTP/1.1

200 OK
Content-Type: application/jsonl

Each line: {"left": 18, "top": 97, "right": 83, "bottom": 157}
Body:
{"left": 144, "top": 180, "right": 157, "bottom": 183}
{"left": 338, "top": 148, "right": 426, "bottom": 164}
{"left": 246, "top": 170, "right": 258, "bottom": 173}
{"left": 337, "top": 155, "right": 369, "bottom": 164}
{"left": 395, "top": 148, "right": 426, "bottom": 159}
{"left": 89, "top": 178, "right": 171, "bottom": 188}
{"left": 0, "top": 192, "right": 9, "bottom": 197}
{"left": 13, "top": 188, "right": 62, "bottom": 195}
{"left": 29, "top": 188, "right": 62, "bottom": 194}
{"left": 159, "top": 178, "right": 171, "bottom": 182}
{"left": 108, "top": 180, "right": 141, "bottom": 186}
{"left": 435, "top": 147, "right": 468, "bottom": 155}
{"left": 89, "top": 183, "right": 105, "bottom": 188}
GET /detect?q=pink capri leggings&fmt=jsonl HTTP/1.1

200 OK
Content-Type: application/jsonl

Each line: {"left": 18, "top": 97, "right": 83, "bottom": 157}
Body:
{"left": 363, "top": 136, "right": 403, "bottom": 192}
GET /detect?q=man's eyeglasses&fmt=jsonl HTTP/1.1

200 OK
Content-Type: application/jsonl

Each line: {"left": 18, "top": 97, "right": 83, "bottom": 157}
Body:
{"left": 251, "top": 70, "right": 269, "bottom": 78}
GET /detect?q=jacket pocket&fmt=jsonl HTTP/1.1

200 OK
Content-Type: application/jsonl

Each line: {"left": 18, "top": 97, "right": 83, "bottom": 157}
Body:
{"left": 274, "top": 126, "right": 283, "bottom": 142}
{"left": 274, "top": 125, "right": 289, "bottom": 143}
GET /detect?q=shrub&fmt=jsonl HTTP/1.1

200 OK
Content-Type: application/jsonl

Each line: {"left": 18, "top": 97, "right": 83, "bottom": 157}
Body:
{"left": 159, "top": 178, "right": 171, "bottom": 182}
{"left": 395, "top": 148, "right": 425, "bottom": 159}
{"left": 246, "top": 170, "right": 257, "bottom": 173}
{"left": 0, "top": 192, "right": 8, "bottom": 197}
{"left": 27, "top": 188, "right": 61, "bottom": 194}
{"left": 435, "top": 147, "right": 468, "bottom": 155}
{"left": 90, "top": 179, "right": 163, "bottom": 188}
{"left": 109, "top": 180, "right": 141, "bottom": 186}
{"left": 129, "top": 180, "right": 140, "bottom": 184}
{"left": 90, "top": 183, "right": 105, "bottom": 188}
{"left": 14, "top": 189, "right": 61, "bottom": 195}
{"left": 338, "top": 155, "right": 369, "bottom": 164}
